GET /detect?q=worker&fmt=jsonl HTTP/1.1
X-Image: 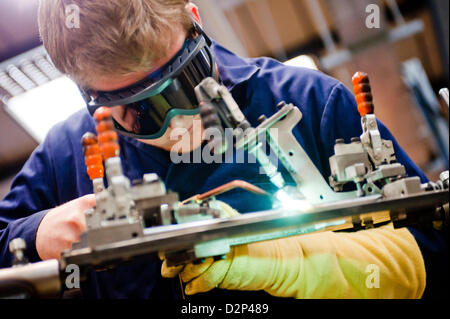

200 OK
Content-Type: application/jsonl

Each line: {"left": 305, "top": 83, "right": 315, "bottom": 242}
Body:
{"left": 0, "top": 0, "right": 447, "bottom": 299}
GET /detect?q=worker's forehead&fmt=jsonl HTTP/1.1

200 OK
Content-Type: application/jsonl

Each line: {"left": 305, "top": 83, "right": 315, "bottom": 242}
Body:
{"left": 88, "top": 70, "right": 153, "bottom": 92}
{"left": 88, "top": 31, "right": 188, "bottom": 92}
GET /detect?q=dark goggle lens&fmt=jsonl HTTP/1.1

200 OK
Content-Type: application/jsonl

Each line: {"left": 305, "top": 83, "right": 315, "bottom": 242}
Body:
{"left": 111, "top": 77, "right": 200, "bottom": 136}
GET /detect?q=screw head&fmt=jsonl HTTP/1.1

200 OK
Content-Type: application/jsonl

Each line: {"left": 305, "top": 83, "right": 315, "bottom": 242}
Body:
{"left": 9, "top": 238, "right": 26, "bottom": 254}
{"left": 258, "top": 115, "right": 267, "bottom": 124}
{"left": 277, "top": 101, "right": 286, "bottom": 110}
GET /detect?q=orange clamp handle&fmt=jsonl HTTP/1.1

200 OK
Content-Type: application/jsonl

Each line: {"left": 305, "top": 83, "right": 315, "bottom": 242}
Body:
{"left": 352, "top": 71, "right": 374, "bottom": 117}
{"left": 82, "top": 132, "right": 104, "bottom": 180}
{"left": 93, "top": 107, "right": 120, "bottom": 160}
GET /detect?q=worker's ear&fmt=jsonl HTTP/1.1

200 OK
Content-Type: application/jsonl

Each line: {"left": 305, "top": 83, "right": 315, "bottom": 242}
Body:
{"left": 186, "top": 2, "right": 202, "bottom": 26}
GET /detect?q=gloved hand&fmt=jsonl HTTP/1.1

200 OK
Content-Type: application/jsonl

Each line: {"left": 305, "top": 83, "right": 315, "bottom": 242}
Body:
{"left": 161, "top": 206, "right": 425, "bottom": 298}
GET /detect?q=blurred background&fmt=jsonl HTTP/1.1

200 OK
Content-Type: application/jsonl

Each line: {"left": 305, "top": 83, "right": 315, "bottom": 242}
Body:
{"left": 0, "top": 0, "right": 448, "bottom": 199}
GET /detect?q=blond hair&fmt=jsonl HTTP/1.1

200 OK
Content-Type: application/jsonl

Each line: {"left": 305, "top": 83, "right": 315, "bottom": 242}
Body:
{"left": 38, "top": 0, "right": 192, "bottom": 87}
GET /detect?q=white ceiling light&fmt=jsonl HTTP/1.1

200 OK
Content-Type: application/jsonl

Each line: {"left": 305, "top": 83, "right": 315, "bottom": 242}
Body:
{"left": 5, "top": 76, "right": 86, "bottom": 143}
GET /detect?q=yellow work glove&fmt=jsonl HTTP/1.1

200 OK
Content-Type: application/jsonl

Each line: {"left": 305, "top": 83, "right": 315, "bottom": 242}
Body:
{"left": 161, "top": 211, "right": 425, "bottom": 298}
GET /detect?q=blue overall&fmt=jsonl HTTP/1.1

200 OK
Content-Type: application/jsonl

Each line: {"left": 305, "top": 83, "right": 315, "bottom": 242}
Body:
{"left": 0, "top": 41, "right": 447, "bottom": 299}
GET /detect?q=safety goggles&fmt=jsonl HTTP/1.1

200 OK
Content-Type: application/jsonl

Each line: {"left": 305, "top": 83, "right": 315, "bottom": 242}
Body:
{"left": 79, "top": 23, "right": 217, "bottom": 139}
